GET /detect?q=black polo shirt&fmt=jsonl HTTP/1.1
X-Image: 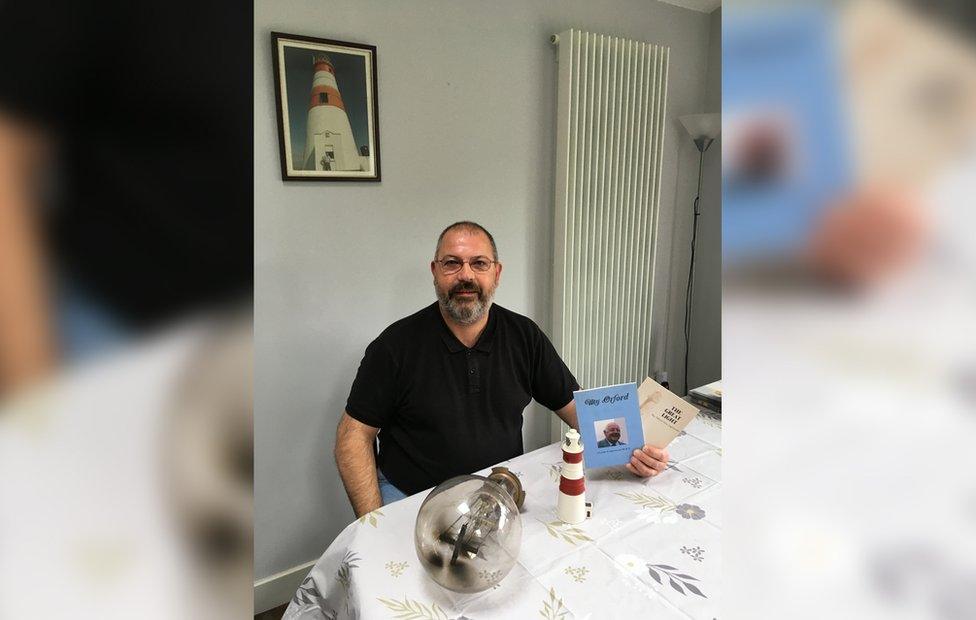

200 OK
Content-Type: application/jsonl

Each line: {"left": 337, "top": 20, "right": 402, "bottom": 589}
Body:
{"left": 345, "top": 302, "right": 579, "bottom": 495}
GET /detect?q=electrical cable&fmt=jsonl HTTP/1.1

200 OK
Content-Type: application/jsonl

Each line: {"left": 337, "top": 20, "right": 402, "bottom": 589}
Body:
{"left": 683, "top": 146, "right": 706, "bottom": 395}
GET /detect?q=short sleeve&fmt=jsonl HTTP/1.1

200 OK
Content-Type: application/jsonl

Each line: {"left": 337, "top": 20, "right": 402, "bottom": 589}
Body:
{"left": 345, "top": 338, "right": 399, "bottom": 428}
{"left": 530, "top": 328, "right": 580, "bottom": 411}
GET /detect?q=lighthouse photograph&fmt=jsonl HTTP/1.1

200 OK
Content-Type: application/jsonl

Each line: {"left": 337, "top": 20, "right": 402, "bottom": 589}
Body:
{"left": 272, "top": 33, "right": 380, "bottom": 180}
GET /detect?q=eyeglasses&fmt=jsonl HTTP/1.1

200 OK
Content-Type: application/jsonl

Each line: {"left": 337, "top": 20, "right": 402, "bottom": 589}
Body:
{"left": 434, "top": 256, "right": 497, "bottom": 275}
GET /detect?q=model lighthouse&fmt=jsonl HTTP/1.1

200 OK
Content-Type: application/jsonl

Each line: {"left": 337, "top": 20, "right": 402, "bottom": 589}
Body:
{"left": 304, "top": 55, "right": 367, "bottom": 172}
{"left": 557, "top": 429, "right": 589, "bottom": 524}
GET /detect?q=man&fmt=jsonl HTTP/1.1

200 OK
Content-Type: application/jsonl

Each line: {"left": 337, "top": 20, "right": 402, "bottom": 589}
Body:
{"left": 596, "top": 421, "right": 626, "bottom": 448}
{"left": 334, "top": 222, "right": 669, "bottom": 517}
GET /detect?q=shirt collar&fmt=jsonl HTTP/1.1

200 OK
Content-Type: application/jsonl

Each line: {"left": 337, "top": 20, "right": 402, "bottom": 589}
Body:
{"left": 433, "top": 302, "right": 497, "bottom": 353}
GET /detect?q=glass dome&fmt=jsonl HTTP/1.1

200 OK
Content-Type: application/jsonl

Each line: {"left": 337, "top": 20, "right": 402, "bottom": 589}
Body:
{"left": 414, "top": 471, "right": 523, "bottom": 593}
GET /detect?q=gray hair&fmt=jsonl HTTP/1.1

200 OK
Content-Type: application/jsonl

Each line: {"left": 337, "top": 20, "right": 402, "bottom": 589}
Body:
{"left": 434, "top": 221, "right": 499, "bottom": 261}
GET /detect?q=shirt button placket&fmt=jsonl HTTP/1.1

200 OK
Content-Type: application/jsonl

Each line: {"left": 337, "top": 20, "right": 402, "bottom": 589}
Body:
{"left": 467, "top": 350, "right": 479, "bottom": 392}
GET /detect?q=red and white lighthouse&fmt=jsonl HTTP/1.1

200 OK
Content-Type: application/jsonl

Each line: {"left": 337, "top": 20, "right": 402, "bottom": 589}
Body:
{"left": 304, "top": 55, "right": 366, "bottom": 172}
{"left": 557, "top": 429, "right": 588, "bottom": 524}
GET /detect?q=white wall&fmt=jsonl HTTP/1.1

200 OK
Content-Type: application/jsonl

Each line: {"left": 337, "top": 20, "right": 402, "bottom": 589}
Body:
{"left": 255, "top": 0, "right": 719, "bottom": 583}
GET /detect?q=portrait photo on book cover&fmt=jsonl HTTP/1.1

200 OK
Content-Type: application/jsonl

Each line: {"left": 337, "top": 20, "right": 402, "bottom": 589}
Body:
{"left": 595, "top": 418, "right": 629, "bottom": 449}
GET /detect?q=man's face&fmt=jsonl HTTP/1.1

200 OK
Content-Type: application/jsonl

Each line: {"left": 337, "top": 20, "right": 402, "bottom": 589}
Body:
{"left": 431, "top": 229, "right": 502, "bottom": 325}
{"left": 604, "top": 423, "right": 621, "bottom": 444}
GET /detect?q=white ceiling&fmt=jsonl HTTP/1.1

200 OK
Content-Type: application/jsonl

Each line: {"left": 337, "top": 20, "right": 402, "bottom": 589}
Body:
{"left": 657, "top": 0, "right": 721, "bottom": 13}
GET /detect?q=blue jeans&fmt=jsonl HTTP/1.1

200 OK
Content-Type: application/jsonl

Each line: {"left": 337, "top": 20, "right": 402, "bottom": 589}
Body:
{"left": 377, "top": 469, "right": 408, "bottom": 505}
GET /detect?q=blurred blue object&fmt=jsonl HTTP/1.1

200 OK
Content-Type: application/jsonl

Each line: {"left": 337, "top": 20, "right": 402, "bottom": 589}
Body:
{"left": 55, "top": 277, "right": 130, "bottom": 362}
{"left": 723, "top": 5, "right": 852, "bottom": 260}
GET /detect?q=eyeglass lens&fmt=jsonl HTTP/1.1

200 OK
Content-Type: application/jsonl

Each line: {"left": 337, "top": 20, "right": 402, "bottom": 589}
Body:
{"left": 440, "top": 257, "right": 493, "bottom": 273}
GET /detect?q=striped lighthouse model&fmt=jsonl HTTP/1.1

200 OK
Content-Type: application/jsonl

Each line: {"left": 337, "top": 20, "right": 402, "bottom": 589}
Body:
{"left": 303, "top": 55, "right": 368, "bottom": 172}
{"left": 557, "top": 429, "right": 588, "bottom": 524}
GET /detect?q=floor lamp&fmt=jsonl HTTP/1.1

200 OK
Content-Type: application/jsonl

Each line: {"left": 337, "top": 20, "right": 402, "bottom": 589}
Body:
{"left": 678, "top": 113, "right": 720, "bottom": 395}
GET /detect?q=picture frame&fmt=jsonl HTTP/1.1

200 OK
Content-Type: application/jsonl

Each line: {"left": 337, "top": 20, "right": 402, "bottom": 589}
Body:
{"left": 271, "top": 32, "right": 381, "bottom": 181}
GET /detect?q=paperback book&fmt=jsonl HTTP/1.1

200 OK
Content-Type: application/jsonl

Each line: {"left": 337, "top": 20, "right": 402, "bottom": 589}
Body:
{"left": 573, "top": 382, "right": 642, "bottom": 469}
{"left": 574, "top": 378, "right": 703, "bottom": 469}
{"left": 637, "top": 377, "right": 701, "bottom": 447}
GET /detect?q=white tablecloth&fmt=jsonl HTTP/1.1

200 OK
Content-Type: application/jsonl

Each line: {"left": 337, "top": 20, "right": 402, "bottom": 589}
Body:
{"left": 284, "top": 412, "right": 721, "bottom": 619}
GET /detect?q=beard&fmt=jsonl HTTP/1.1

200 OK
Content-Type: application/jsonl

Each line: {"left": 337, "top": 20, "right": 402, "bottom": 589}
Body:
{"left": 435, "top": 279, "right": 495, "bottom": 325}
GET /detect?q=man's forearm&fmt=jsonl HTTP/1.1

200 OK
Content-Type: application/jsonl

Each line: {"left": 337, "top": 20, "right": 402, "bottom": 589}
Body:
{"left": 334, "top": 439, "right": 383, "bottom": 518}
{"left": 555, "top": 399, "right": 579, "bottom": 430}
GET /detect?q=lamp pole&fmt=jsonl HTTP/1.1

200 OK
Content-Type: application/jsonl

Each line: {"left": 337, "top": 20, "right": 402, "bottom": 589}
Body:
{"left": 676, "top": 113, "right": 719, "bottom": 396}
{"left": 683, "top": 137, "right": 714, "bottom": 395}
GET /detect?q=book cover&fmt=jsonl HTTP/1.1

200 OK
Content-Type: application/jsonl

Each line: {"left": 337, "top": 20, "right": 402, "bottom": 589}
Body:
{"left": 688, "top": 394, "right": 721, "bottom": 415}
{"left": 723, "top": 6, "right": 851, "bottom": 260}
{"left": 573, "top": 382, "right": 642, "bottom": 469}
{"left": 689, "top": 380, "right": 722, "bottom": 403}
{"left": 689, "top": 380, "right": 722, "bottom": 413}
{"left": 638, "top": 377, "right": 701, "bottom": 448}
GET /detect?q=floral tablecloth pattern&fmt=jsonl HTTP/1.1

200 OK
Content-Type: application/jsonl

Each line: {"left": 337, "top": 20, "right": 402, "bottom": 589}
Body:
{"left": 284, "top": 411, "right": 721, "bottom": 619}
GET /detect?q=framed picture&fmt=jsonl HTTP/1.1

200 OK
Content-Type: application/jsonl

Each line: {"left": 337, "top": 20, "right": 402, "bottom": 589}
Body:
{"left": 271, "top": 32, "right": 381, "bottom": 181}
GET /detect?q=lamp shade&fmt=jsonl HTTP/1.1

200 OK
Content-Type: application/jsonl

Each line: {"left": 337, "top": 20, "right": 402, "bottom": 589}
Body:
{"left": 679, "top": 113, "right": 721, "bottom": 140}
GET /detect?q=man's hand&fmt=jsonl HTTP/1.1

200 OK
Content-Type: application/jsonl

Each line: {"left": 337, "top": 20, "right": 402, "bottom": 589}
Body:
{"left": 807, "top": 188, "right": 927, "bottom": 287}
{"left": 625, "top": 445, "right": 669, "bottom": 477}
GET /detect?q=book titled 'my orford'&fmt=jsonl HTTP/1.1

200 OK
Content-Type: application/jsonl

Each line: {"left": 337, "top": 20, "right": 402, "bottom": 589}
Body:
{"left": 573, "top": 382, "right": 642, "bottom": 469}
{"left": 574, "top": 378, "right": 701, "bottom": 469}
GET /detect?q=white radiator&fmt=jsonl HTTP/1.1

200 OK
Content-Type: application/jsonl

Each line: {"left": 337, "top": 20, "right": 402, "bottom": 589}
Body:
{"left": 550, "top": 29, "right": 669, "bottom": 436}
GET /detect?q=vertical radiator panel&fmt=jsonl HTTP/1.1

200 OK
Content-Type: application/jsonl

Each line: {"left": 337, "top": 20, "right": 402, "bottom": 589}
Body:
{"left": 551, "top": 30, "right": 669, "bottom": 439}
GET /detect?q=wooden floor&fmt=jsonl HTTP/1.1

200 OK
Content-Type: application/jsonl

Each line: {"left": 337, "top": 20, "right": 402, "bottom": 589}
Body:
{"left": 254, "top": 603, "right": 287, "bottom": 620}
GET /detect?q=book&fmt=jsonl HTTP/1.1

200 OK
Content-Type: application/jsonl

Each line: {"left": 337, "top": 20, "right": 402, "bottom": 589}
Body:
{"left": 723, "top": 6, "right": 851, "bottom": 261}
{"left": 688, "top": 380, "right": 722, "bottom": 414}
{"left": 688, "top": 394, "right": 721, "bottom": 415}
{"left": 637, "top": 377, "right": 701, "bottom": 448}
{"left": 573, "top": 382, "right": 643, "bottom": 469}
{"left": 689, "top": 380, "right": 722, "bottom": 403}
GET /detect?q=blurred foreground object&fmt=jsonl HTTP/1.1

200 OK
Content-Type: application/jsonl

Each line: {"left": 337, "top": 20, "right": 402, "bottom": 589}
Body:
{"left": 0, "top": 314, "right": 253, "bottom": 619}
{"left": 0, "top": 0, "right": 253, "bottom": 616}
{"left": 841, "top": 0, "right": 976, "bottom": 187}
{"left": 0, "top": 113, "right": 55, "bottom": 391}
{"left": 723, "top": 3, "right": 852, "bottom": 260}
{"left": 724, "top": 0, "right": 976, "bottom": 283}
{"left": 724, "top": 1, "right": 976, "bottom": 618}
{"left": 165, "top": 314, "right": 253, "bottom": 618}
{"left": 0, "top": 0, "right": 252, "bottom": 396}
{"left": 807, "top": 187, "right": 929, "bottom": 287}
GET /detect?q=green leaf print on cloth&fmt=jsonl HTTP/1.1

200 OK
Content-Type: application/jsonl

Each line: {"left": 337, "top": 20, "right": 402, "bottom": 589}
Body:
{"left": 358, "top": 508, "right": 385, "bottom": 527}
{"left": 539, "top": 520, "right": 593, "bottom": 546}
{"left": 539, "top": 586, "right": 570, "bottom": 619}
{"left": 376, "top": 596, "right": 449, "bottom": 619}
{"left": 615, "top": 491, "right": 676, "bottom": 511}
